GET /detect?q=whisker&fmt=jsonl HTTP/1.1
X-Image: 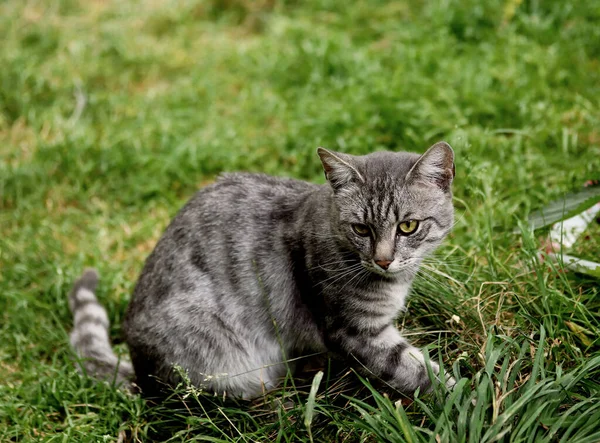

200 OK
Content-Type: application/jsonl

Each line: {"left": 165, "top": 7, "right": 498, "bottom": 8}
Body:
{"left": 423, "top": 254, "right": 470, "bottom": 264}
{"left": 317, "top": 264, "right": 365, "bottom": 293}
{"left": 338, "top": 267, "right": 369, "bottom": 293}
{"left": 420, "top": 263, "right": 465, "bottom": 288}
{"left": 321, "top": 269, "right": 364, "bottom": 293}
{"left": 451, "top": 209, "right": 468, "bottom": 228}
{"left": 316, "top": 256, "right": 361, "bottom": 270}
{"left": 421, "top": 256, "right": 473, "bottom": 275}
{"left": 415, "top": 268, "right": 448, "bottom": 291}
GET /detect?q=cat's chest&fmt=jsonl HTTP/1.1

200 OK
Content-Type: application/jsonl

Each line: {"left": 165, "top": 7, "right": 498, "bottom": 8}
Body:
{"left": 357, "top": 281, "right": 411, "bottom": 321}
{"left": 381, "top": 281, "right": 410, "bottom": 313}
{"left": 348, "top": 281, "right": 411, "bottom": 330}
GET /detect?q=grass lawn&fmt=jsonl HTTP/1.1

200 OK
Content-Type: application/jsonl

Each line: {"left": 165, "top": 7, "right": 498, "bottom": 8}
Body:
{"left": 1, "top": 0, "right": 599, "bottom": 441}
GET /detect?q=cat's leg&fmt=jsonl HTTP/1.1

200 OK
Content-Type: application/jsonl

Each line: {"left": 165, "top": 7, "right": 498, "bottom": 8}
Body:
{"left": 129, "top": 334, "right": 289, "bottom": 400}
{"left": 327, "top": 323, "right": 451, "bottom": 393}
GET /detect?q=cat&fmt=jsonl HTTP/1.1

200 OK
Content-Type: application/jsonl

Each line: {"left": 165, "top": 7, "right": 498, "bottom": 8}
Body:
{"left": 68, "top": 141, "right": 456, "bottom": 399}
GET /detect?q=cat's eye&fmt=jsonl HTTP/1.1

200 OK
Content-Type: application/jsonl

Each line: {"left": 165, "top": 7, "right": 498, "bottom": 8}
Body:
{"left": 398, "top": 220, "right": 419, "bottom": 235}
{"left": 352, "top": 224, "right": 371, "bottom": 237}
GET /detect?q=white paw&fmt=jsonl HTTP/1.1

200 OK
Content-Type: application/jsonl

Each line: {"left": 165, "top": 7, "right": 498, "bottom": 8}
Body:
{"left": 407, "top": 348, "right": 456, "bottom": 391}
{"left": 445, "top": 375, "right": 457, "bottom": 390}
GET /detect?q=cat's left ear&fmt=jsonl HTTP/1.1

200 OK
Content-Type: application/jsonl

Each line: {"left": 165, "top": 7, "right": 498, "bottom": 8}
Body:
{"left": 317, "top": 147, "right": 365, "bottom": 190}
{"left": 406, "top": 141, "right": 455, "bottom": 191}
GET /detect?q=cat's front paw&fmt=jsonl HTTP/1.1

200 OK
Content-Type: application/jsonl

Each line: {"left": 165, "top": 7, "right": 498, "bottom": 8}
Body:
{"left": 444, "top": 374, "right": 457, "bottom": 390}
{"left": 404, "top": 348, "right": 453, "bottom": 393}
{"left": 427, "top": 365, "right": 455, "bottom": 393}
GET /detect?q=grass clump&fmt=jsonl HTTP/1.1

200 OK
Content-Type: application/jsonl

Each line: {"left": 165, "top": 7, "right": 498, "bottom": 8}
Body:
{"left": 1, "top": 0, "right": 599, "bottom": 441}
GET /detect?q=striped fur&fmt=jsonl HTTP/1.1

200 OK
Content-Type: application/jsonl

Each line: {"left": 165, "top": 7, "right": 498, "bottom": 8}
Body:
{"left": 69, "top": 268, "right": 134, "bottom": 389}
{"left": 70, "top": 143, "right": 456, "bottom": 399}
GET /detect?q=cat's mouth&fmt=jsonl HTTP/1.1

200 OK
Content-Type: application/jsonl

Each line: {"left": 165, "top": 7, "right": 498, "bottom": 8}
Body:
{"left": 361, "top": 259, "right": 417, "bottom": 277}
{"left": 361, "top": 260, "right": 402, "bottom": 277}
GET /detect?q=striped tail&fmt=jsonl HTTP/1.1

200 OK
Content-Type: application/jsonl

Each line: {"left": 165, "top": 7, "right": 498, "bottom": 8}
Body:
{"left": 69, "top": 268, "right": 134, "bottom": 389}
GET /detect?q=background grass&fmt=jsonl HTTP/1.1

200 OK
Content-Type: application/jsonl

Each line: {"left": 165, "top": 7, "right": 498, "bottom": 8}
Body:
{"left": 1, "top": 0, "right": 599, "bottom": 441}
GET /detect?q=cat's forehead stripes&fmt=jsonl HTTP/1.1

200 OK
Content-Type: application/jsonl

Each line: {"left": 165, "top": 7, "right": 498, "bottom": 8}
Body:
{"left": 349, "top": 154, "right": 420, "bottom": 225}
{"left": 370, "top": 176, "right": 397, "bottom": 223}
{"left": 350, "top": 174, "right": 427, "bottom": 226}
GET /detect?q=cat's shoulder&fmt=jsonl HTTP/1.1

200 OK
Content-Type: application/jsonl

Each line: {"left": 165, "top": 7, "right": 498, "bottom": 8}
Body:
{"left": 210, "top": 172, "right": 318, "bottom": 195}
{"left": 178, "top": 173, "right": 319, "bottom": 215}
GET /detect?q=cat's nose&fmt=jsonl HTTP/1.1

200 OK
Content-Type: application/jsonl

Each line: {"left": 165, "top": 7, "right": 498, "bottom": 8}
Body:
{"left": 374, "top": 259, "right": 393, "bottom": 270}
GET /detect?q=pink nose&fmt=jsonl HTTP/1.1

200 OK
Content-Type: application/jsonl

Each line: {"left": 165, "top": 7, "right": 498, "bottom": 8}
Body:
{"left": 375, "top": 259, "right": 392, "bottom": 270}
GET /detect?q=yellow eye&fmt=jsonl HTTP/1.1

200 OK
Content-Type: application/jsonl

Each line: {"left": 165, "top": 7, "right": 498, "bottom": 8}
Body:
{"left": 398, "top": 220, "right": 419, "bottom": 235}
{"left": 352, "top": 224, "right": 371, "bottom": 237}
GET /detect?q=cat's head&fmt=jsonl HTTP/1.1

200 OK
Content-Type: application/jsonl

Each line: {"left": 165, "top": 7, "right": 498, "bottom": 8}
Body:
{"left": 318, "top": 142, "right": 455, "bottom": 279}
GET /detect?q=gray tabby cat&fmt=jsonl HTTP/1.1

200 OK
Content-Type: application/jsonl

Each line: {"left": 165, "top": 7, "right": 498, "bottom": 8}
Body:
{"left": 69, "top": 142, "right": 455, "bottom": 399}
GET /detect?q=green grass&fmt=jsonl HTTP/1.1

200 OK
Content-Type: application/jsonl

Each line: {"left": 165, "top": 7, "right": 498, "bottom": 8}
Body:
{"left": 1, "top": 0, "right": 599, "bottom": 441}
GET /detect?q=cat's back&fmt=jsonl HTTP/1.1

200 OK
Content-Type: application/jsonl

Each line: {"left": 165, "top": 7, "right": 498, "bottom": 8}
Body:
{"left": 174, "top": 172, "right": 317, "bottom": 229}
{"left": 128, "top": 172, "right": 318, "bottom": 309}
{"left": 189, "top": 172, "right": 316, "bottom": 211}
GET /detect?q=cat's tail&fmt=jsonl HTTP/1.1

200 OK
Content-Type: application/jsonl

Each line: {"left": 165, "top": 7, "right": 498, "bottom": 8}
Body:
{"left": 69, "top": 268, "right": 135, "bottom": 389}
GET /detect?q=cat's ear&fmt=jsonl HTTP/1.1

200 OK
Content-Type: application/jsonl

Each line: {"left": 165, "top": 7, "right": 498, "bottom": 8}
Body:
{"left": 317, "top": 147, "right": 364, "bottom": 190}
{"left": 406, "top": 141, "right": 455, "bottom": 191}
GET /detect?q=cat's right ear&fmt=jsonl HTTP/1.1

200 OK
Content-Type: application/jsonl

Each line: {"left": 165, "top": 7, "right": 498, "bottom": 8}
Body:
{"left": 317, "top": 147, "right": 364, "bottom": 190}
